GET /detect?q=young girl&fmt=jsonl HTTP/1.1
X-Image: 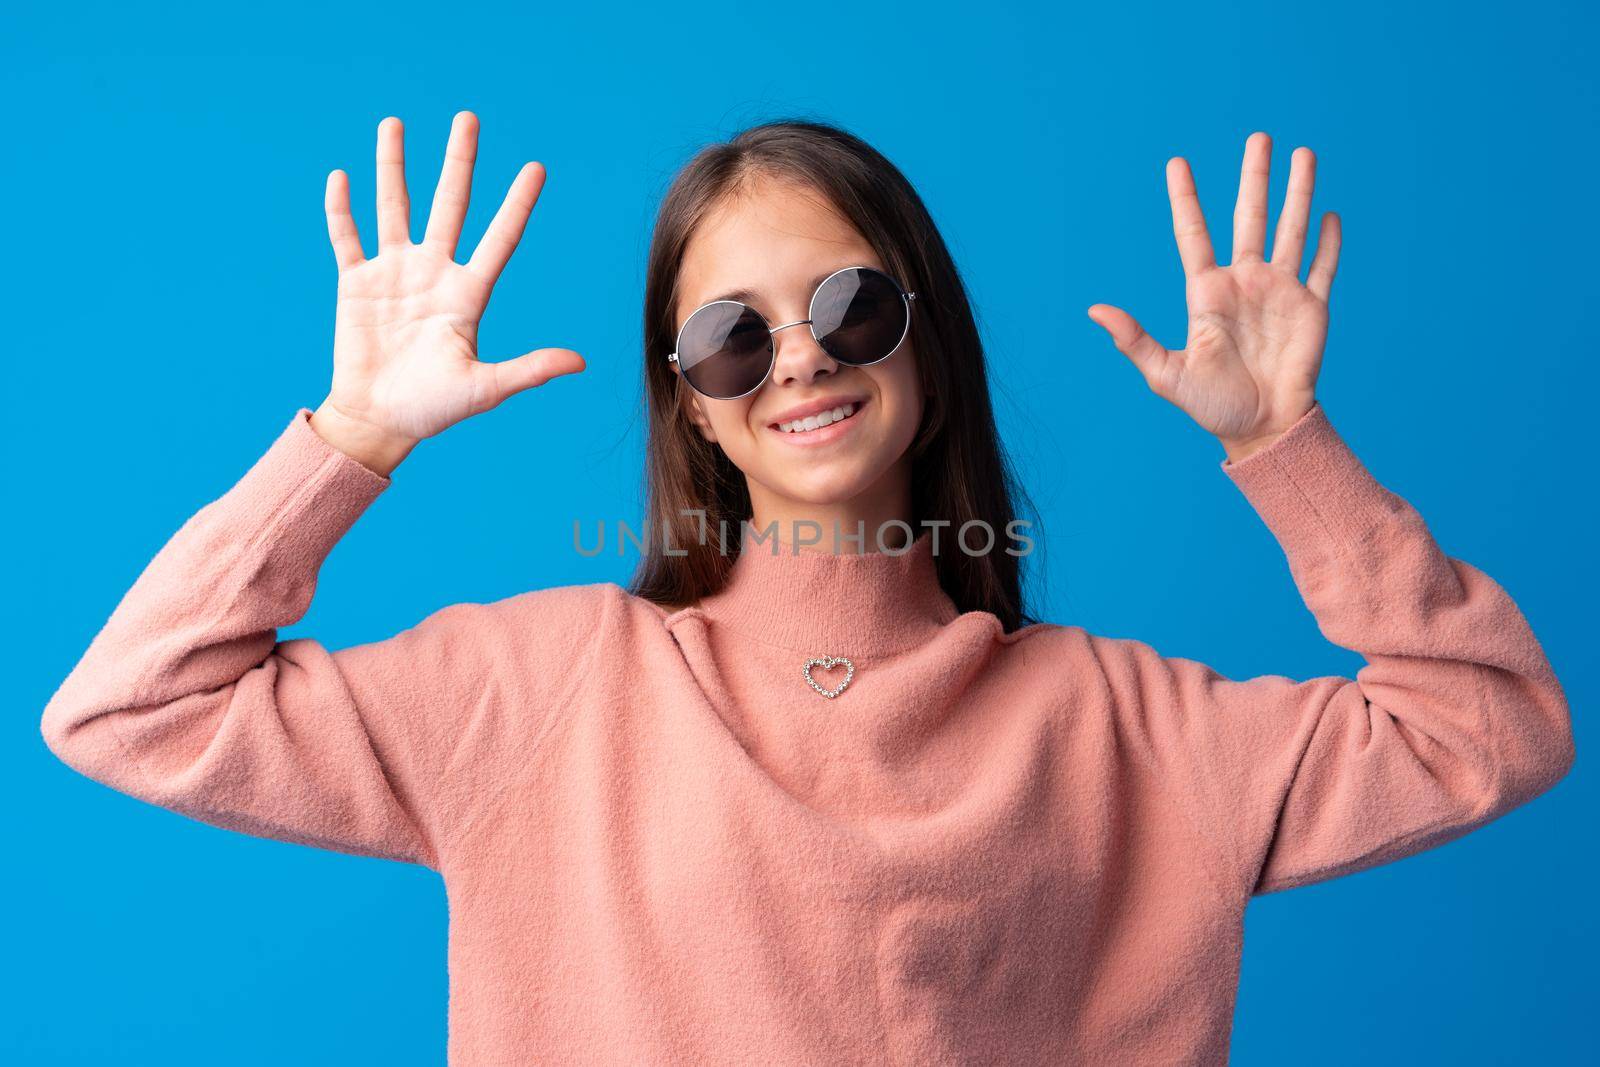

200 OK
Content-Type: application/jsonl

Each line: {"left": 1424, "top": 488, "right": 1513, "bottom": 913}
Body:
{"left": 43, "top": 112, "right": 1573, "bottom": 1064}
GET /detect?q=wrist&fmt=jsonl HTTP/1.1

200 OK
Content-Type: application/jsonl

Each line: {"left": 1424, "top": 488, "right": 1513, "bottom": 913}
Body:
{"left": 1219, "top": 430, "right": 1282, "bottom": 464}
{"left": 308, "top": 402, "right": 417, "bottom": 478}
{"left": 1218, "top": 400, "right": 1318, "bottom": 464}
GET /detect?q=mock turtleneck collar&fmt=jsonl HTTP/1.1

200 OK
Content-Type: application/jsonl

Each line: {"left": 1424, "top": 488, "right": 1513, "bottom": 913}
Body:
{"left": 688, "top": 528, "right": 961, "bottom": 657}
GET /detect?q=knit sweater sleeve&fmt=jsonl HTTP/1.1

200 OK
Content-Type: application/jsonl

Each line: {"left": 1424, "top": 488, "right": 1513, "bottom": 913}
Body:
{"left": 1088, "top": 401, "right": 1575, "bottom": 899}
{"left": 39, "top": 408, "right": 593, "bottom": 872}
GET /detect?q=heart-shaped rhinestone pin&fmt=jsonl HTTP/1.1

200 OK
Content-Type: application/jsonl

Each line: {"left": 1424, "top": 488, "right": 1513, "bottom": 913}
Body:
{"left": 801, "top": 655, "right": 855, "bottom": 699}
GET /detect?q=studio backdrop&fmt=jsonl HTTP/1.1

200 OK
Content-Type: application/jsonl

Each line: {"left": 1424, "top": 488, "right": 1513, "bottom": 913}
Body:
{"left": 5, "top": 1, "right": 1593, "bottom": 1064}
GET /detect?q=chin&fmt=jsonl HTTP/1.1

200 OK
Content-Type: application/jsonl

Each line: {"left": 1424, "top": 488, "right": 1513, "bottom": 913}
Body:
{"left": 780, "top": 460, "right": 883, "bottom": 502}
{"left": 772, "top": 478, "right": 869, "bottom": 508}
{"left": 745, "top": 463, "right": 862, "bottom": 506}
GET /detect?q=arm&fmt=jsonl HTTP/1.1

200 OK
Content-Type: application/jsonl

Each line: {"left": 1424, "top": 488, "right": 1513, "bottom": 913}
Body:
{"left": 1092, "top": 400, "right": 1573, "bottom": 897}
{"left": 42, "top": 408, "right": 472, "bottom": 870}
{"left": 40, "top": 111, "right": 593, "bottom": 872}
{"left": 1085, "top": 132, "right": 1573, "bottom": 898}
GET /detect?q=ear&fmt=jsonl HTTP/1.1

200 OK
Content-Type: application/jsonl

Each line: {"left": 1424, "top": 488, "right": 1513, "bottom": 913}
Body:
{"left": 670, "top": 361, "right": 719, "bottom": 443}
{"left": 685, "top": 393, "right": 719, "bottom": 444}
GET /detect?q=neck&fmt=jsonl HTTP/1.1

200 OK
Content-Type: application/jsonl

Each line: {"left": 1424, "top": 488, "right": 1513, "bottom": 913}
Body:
{"left": 691, "top": 527, "right": 959, "bottom": 656}
{"left": 745, "top": 458, "right": 915, "bottom": 556}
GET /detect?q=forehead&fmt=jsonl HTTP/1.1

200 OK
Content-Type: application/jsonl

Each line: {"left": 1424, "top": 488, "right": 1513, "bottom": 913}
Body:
{"left": 675, "top": 177, "right": 884, "bottom": 325}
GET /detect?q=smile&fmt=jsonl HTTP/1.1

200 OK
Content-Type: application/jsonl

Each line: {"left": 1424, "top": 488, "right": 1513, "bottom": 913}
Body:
{"left": 774, "top": 401, "right": 859, "bottom": 434}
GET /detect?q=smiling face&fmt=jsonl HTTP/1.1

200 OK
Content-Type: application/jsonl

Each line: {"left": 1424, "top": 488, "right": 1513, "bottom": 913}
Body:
{"left": 671, "top": 173, "right": 925, "bottom": 550}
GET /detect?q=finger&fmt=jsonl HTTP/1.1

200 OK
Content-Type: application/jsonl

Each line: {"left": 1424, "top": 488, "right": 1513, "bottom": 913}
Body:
{"left": 375, "top": 116, "right": 412, "bottom": 250}
{"left": 1232, "top": 131, "right": 1272, "bottom": 264}
{"left": 466, "top": 161, "right": 547, "bottom": 288}
{"left": 1305, "top": 211, "right": 1342, "bottom": 303}
{"left": 324, "top": 169, "right": 366, "bottom": 271}
{"left": 1270, "top": 147, "right": 1316, "bottom": 276}
{"left": 1165, "top": 157, "right": 1216, "bottom": 277}
{"left": 1087, "top": 304, "right": 1174, "bottom": 395}
{"left": 423, "top": 110, "right": 479, "bottom": 259}
{"left": 474, "top": 347, "right": 586, "bottom": 411}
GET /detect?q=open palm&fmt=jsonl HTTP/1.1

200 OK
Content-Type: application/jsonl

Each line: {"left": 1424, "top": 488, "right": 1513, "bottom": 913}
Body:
{"left": 322, "top": 111, "right": 584, "bottom": 444}
{"left": 1089, "top": 132, "right": 1341, "bottom": 457}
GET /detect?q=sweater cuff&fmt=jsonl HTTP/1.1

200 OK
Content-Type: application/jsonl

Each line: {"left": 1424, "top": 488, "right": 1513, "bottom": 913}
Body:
{"left": 276, "top": 406, "right": 393, "bottom": 490}
{"left": 1219, "top": 401, "right": 1407, "bottom": 562}
{"left": 220, "top": 408, "right": 392, "bottom": 563}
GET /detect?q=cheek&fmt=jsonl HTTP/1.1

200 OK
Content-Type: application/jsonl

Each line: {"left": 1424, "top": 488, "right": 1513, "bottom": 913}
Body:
{"left": 698, "top": 397, "right": 756, "bottom": 440}
{"left": 875, "top": 353, "right": 924, "bottom": 440}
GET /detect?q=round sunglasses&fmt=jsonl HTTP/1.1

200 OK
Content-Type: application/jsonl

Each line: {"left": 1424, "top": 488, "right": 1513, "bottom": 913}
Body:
{"left": 667, "top": 265, "right": 917, "bottom": 400}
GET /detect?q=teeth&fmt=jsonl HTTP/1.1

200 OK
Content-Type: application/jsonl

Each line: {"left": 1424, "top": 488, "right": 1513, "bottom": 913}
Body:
{"left": 778, "top": 402, "right": 856, "bottom": 434}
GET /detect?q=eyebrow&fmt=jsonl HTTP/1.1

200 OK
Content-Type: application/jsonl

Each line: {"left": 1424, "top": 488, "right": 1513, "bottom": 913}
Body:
{"left": 698, "top": 265, "right": 861, "bottom": 312}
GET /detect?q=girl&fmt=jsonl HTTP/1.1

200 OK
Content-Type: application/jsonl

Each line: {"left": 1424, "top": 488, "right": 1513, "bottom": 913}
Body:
{"left": 43, "top": 112, "right": 1574, "bottom": 1065}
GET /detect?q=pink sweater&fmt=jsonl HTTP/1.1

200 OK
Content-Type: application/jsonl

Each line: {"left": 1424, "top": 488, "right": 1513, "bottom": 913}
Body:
{"left": 42, "top": 401, "right": 1574, "bottom": 1065}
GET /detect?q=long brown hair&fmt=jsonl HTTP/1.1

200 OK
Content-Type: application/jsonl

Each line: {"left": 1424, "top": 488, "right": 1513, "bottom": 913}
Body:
{"left": 627, "top": 117, "right": 1042, "bottom": 634}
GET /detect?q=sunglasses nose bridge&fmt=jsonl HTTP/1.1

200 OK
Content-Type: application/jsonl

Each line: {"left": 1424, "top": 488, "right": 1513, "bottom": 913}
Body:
{"left": 767, "top": 316, "right": 840, "bottom": 382}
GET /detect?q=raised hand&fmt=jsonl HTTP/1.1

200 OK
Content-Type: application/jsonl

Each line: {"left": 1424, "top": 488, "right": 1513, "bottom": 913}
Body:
{"left": 1087, "top": 132, "right": 1341, "bottom": 462}
{"left": 313, "top": 111, "right": 585, "bottom": 474}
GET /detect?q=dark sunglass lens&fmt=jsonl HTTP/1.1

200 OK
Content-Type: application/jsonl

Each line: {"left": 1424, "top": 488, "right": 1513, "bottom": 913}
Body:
{"left": 677, "top": 302, "right": 773, "bottom": 398}
{"left": 811, "top": 268, "right": 907, "bottom": 366}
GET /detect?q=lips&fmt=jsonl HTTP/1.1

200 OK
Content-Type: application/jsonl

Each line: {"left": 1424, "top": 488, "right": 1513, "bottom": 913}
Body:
{"left": 766, "top": 398, "right": 867, "bottom": 446}
{"left": 766, "top": 394, "right": 869, "bottom": 429}
{"left": 771, "top": 399, "right": 862, "bottom": 435}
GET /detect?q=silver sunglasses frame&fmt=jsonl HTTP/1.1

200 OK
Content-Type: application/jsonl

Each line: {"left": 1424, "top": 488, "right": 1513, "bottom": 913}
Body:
{"left": 666, "top": 265, "right": 918, "bottom": 400}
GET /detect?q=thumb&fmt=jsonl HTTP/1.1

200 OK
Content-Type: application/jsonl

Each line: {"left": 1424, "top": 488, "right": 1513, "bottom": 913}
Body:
{"left": 1086, "top": 304, "right": 1174, "bottom": 397}
{"left": 476, "top": 347, "right": 587, "bottom": 410}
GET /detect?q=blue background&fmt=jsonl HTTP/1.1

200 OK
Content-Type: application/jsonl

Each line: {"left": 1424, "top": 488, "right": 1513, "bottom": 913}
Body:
{"left": 5, "top": 1, "right": 1594, "bottom": 1062}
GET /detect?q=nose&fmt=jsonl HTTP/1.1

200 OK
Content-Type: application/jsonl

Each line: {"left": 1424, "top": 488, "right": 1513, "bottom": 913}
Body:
{"left": 770, "top": 318, "right": 840, "bottom": 386}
